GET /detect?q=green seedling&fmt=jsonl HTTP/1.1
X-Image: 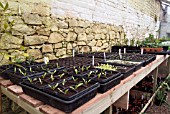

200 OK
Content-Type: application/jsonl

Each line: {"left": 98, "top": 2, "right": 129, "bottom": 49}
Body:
{"left": 81, "top": 66, "right": 85, "bottom": 72}
{"left": 98, "top": 73, "right": 102, "bottom": 79}
{"left": 70, "top": 83, "right": 83, "bottom": 90}
{"left": 56, "top": 63, "right": 60, "bottom": 68}
{"left": 14, "top": 67, "right": 16, "bottom": 73}
{"left": 39, "top": 78, "right": 43, "bottom": 84}
{"left": 62, "top": 79, "right": 66, "bottom": 85}
{"left": 41, "top": 72, "right": 47, "bottom": 79}
{"left": 58, "top": 73, "right": 65, "bottom": 78}
{"left": 27, "top": 77, "right": 32, "bottom": 83}
{"left": 50, "top": 74, "right": 55, "bottom": 81}
{"left": 82, "top": 78, "right": 91, "bottom": 85}
{"left": 57, "top": 88, "right": 69, "bottom": 94}
{"left": 88, "top": 71, "right": 93, "bottom": 77}
{"left": 72, "top": 76, "right": 78, "bottom": 82}
{"left": 48, "top": 83, "right": 59, "bottom": 90}
{"left": 74, "top": 68, "right": 78, "bottom": 74}
{"left": 86, "top": 66, "right": 90, "bottom": 70}
{"left": 29, "top": 67, "right": 33, "bottom": 72}
{"left": 18, "top": 68, "right": 26, "bottom": 76}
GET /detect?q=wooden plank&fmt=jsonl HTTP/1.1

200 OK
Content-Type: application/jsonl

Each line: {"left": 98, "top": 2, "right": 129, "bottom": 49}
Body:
{"left": 1, "top": 86, "right": 43, "bottom": 114}
{"left": 0, "top": 77, "right": 4, "bottom": 114}
{"left": 113, "top": 91, "right": 129, "bottom": 110}
{"left": 0, "top": 85, "right": 2, "bottom": 114}
{"left": 153, "top": 67, "right": 158, "bottom": 93}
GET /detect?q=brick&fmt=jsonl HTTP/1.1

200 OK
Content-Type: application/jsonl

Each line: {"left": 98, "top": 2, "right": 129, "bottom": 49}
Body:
{"left": 39, "top": 105, "right": 65, "bottom": 114}
{"left": 0, "top": 80, "right": 13, "bottom": 87}
{"left": 20, "top": 94, "right": 44, "bottom": 107}
{"left": 7, "top": 85, "right": 23, "bottom": 95}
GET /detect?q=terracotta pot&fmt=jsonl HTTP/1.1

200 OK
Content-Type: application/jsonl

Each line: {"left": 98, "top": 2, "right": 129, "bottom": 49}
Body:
{"left": 142, "top": 47, "right": 163, "bottom": 52}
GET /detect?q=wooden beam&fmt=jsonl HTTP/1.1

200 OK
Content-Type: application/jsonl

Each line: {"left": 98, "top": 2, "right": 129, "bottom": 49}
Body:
{"left": 153, "top": 67, "right": 158, "bottom": 93}
{"left": 113, "top": 91, "right": 129, "bottom": 110}
{"left": 103, "top": 106, "right": 112, "bottom": 114}
{"left": 168, "top": 57, "right": 170, "bottom": 74}
{"left": 1, "top": 86, "right": 43, "bottom": 114}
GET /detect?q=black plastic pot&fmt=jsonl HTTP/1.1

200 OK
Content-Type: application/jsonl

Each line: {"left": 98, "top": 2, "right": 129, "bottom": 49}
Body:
{"left": 20, "top": 82, "right": 99, "bottom": 113}
{"left": 97, "top": 74, "right": 123, "bottom": 93}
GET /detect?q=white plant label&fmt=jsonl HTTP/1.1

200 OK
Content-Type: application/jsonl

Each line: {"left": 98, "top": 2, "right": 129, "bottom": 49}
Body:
{"left": 119, "top": 49, "right": 121, "bottom": 55}
{"left": 119, "top": 54, "right": 122, "bottom": 59}
{"left": 44, "top": 57, "right": 49, "bottom": 64}
{"left": 72, "top": 49, "right": 75, "bottom": 57}
{"left": 104, "top": 52, "right": 106, "bottom": 61}
{"left": 124, "top": 48, "right": 126, "bottom": 54}
{"left": 92, "top": 56, "right": 94, "bottom": 66}
{"left": 141, "top": 48, "right": 144, "bottom": 55}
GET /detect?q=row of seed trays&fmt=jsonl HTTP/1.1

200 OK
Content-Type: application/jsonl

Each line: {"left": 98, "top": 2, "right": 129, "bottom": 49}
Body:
{"left": 0, "top": 52, "right": 156, "bottom": 112}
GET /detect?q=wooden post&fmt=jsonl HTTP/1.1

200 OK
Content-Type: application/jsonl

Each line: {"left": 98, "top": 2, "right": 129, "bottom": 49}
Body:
{"left": 113, "top": 91, "right": 129, "bottom": 110}
{"left": 168, "top": 57, "right": 170, "bottom": 74}
{"left": 103, "top": 106, "right": 112, "bottom": 114}
{"left": 0, "top": 86, "right": 2, "bottom": 114}
{"left": 153, "top": 67, "right": 158, "bottom": 93}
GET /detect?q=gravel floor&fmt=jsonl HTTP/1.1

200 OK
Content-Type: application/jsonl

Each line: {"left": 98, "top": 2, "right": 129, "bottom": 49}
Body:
{"left": 146, "top": 92, "right": 170, "bottom": 114}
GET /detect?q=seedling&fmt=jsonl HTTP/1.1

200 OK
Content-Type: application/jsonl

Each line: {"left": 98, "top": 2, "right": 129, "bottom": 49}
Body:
{"left": 56, "top": 63, "right": 60, "bottom": 68}
{"left": 86, "top": 66, "right": 90, "bottom": 70}
{"left": 41, "top": 72, "right": 47, "bottom": 79}
{"left": 88, "top": 71, "right": 93, "bottom": 78}
{"left": 27, "top": 77, "right": 32, "bottom": 83}
{"left": 58, "top": 73, "right": 65, "bottom": 78}
{"left": 62, "top": 79, "right": 66, "bottom": 85}
{"left": 50, "top": 74, "right": 55, "bottom": 81}
{"left": 70, "top": 83, "right": 83, "bottom": 90}
{"left": 29, "top": 67, "right": 33, "bottom": 72}
{"left": 18, "top": 68, "right": 27, "bottom": 76}
{"left": 72, "top": 76, "right": 78, "bottom": 82}
{"left": 81, "top": 66, "right": 85, "bottom": 72}
{"left": 82, "top": 78, "right": 91, "bottom": 85}
{"left": 98, "top": 73, "right": 102, "bottom": 79}
{"left": 58, "top": 88, "right": 69, "bottom": 94}
{"left": 48, "top": 83, "right": 59, "bottom": 90}
{"left": 39, "top": 78, "right": 43, "bottom": 85}
{"left": 74, "top": 68, "right": 79, "bottom": 74}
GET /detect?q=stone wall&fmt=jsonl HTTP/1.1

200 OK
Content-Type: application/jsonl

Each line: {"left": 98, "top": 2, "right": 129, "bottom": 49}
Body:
{"left": 0, "top": 0, "right": 126, "bottom": 62}
{"left": 0, "top": 0, "right": 161, "bottom": 61}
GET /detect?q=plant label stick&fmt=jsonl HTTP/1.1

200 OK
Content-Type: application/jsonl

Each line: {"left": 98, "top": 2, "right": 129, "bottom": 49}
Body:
{"left": 44, "top": 57, "right": 49, "bottom": 64}
{"left": 119, "top": 54, "right": 122, "bottom": 59}
{"left": 92, "top": 56, "right": 94, "bottom": 66}
{"left": 119, "top": 49, "right": 121, "bottom": 55}
{"left": 124, "top": 48, "right": 126, "bottom": 54}
{"left": 141, "top": 48, "right": 144, "bottom": 55}
{"left": 103, "top": 52, "right": 106, "bottom": 61}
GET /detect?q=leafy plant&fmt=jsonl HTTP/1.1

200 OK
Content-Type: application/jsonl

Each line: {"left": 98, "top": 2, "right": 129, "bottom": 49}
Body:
{"left": 39, "top": 78, "right": 43, "bottom": 85}
{"left": 18, "top": 68, "right": 26, "bottom": 76}
{"left": 88, "top": 71, "right": 93, "bottom": 78}
{"left": 57, "top": 88, "right": 69, "bottom": 94}
{"left": 72, "top": 76, "right": 78, "bottom": 82}
{"left": 62, "top": 79, "right": 66, "bottom": 85}
{"left": 70, "top": 83, "right": 83, "bottom": 90}
{"left": 27, "top": 77, "right": 32, "bottom": 83}
{"left": 82, "top": 78, "right": 91, "bottom": 85}
{"left": 41, "top": 72, "right": 47, "bottom": 79}
{"left": 74, "top": 68, "right": 79, "bottom": 74}
{"left": 58, "top": 73, "right": 64, "bottom": 79}
{"left": 48, "top": 83, "right": 59, "bottom": 90}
